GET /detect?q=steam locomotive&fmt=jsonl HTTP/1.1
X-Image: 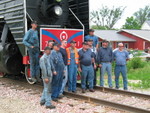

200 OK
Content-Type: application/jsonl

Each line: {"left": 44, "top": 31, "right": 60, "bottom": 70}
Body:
{"left": 0, "top": 0, "right": 89, "bottom": 84}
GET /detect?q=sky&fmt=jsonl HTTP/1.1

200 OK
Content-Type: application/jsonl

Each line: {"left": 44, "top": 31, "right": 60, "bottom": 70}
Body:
{"left": 89, "top": 0, "right": 150, "bottom": 28}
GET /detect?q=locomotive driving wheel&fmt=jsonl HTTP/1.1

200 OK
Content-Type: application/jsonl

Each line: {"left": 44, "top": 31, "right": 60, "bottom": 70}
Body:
{"left": 25, "top": 65, "right": 36, "bottom": 84}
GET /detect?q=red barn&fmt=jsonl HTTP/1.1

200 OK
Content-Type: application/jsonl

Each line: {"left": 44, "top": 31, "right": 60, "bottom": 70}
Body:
{"left": 94, "top": 30, "right": 150, "bottom": 50}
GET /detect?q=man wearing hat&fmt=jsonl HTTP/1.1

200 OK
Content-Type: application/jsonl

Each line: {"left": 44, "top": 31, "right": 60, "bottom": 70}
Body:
{"left": 97, "top": 39, "right": 113, "bottom": 88}
{"left": 48, "top": 40, "right": 55, "bottom": 50}
{"left": 23, "top": 20, "right": 40, "bottom": 82}
{"left": 39, "top": 47, "right": 55, "bottom": 109}
{"left": 50, "top": 42, "right": 65, "bottom": 101}
{"left": 66, "top": 40, "right": 79, "bottom": 93}
{"left": 84, "top": 29, "right": 99, "bottom": 49}
{"left": 78, "top": 42, "right": 95, "bottom": 93}
{"left": 86, "top": 39, "right": 97, "bottom": 86}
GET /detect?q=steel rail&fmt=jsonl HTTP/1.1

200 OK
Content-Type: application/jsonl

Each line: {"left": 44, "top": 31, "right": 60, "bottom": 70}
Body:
{"left": 95, "top": 86, "right": 150, "bottom": 99}
{"left": 77, "top": 83, "right": 150, "bottom": 99}
{"left": 64, "top": 91, "right": 150, "bottom": 113}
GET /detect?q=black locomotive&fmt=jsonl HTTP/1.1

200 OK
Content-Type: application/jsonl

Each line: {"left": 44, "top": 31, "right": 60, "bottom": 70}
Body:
{"left": 0, "top": 0, "right": 89, "bottom": 83}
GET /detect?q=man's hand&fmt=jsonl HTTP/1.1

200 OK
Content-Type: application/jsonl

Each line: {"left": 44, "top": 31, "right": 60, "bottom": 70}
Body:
{"left": 78, "top": 67, "right": 82, "bottom": 72}
{"left": 53, "top": 71, "right": 57, "bottom": 75}
{"left": 44, "top": 78, "right": 49, "bottom": 84}
{"left": 31, "top": 46, "right": 34, "bottom": 48}
{"left": 94, "top": 64, "right": 97, "bottom": 69}
{"left": 99, "top": 64, "right": 102, "bottom": 68}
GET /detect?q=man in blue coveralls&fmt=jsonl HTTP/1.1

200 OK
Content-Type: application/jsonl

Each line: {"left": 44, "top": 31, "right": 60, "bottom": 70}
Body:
{"left": 23, "top": 21, "right": 40, "bottom": 82}
{"left": 78, "top": 42, "right": 96, "bottom": 93}
{"left": 113, "top": 43, "right": 129, "bottom": 90}
{"left": 86, "top": 39, "right": 97, "bottom": 86}
{"left": 84, "top": 29, "right": 99, "bottom": 49}
{"left": 39, "top": 47, "right": 55, "bottom": 109}
{"left": 50, "top": 42, "right": 65, "bottom": 101}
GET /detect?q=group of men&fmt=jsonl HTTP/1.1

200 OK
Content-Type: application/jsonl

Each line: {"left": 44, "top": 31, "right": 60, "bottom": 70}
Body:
{"left": 23, "top": 21, "right": 129, "bottom": 109}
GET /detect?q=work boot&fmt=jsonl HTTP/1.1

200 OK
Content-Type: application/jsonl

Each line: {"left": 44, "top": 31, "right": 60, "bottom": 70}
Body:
{"left": 35, "top": 76, "right": 42, "bottom": 82}
{"left": 46, "top": 105, "right": 56, "bottom": 109}
{"left": 31, "top": 77, "right": 37, "bottom": 82}
{"left": 40, "top": 102, "right": 45, "bottom": 106}
{"left": 82, "top": 89, "right": 86, "bottom": 93}
{"left": 58, "top": 94, "right": 64, "bottom": 99}
{"left": 89, "top": 89, "right": 95, "bottom": 92}
{"left": 72, "top": 91, "right": 77, "bottom": 93}
{"left": 52, "top": 98, "right": 58, "bottom": 102}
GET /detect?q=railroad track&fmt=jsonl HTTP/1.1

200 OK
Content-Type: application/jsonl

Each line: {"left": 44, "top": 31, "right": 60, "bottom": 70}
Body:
{"left": 1, "top": 77, "right": 150, "bottom": 113}
{"left": 77, "top": 83, "right": 150, "bottom": 99}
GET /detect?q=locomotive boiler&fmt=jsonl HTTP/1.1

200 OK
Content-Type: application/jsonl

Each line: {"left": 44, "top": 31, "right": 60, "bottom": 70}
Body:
{"left": 0, "top": 0, "right": 89, "bottom": 83}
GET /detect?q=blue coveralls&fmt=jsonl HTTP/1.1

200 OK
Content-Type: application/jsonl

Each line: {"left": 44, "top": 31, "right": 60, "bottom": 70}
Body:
{"left": 40, "top": 54, "right": 53, "bottom": 106}
{"left": 78, "top": 49, "right": 94, "bottom": 90}
{"left": 23, "top": 29, "right": 40, "bottom": 78}
{"left": 50, "top": 50, "right": 65, "bottom": 99}
{"left": 68, "top": 51, "right": 78, "bottom": 92}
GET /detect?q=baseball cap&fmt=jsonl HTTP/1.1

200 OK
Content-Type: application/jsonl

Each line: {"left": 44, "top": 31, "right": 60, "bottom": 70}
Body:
{"left": 87, "top": 39, "right": 93, "bottom": 41}
{"left": 89, "top": 29, "right": 94, "bottom": 32}
{"left": 53, "top": 42, "right": 61, "bottom": 47}
{"left": 48, "top": 40, "right": 55, "bottom": 43}
{"left": 44, "top": 47, "right": 51, "bottom": 51}
{"left": 31, "top": 20, "right": 38, "bottom": 25}
{"left": 102, "top": 39, "right": 109, "bottom": 43}
{"left": 70, "top": 40, "right": 76, "bottom": 43}
{"left": 82, "top": 42, "right": 88, "bottom": 45}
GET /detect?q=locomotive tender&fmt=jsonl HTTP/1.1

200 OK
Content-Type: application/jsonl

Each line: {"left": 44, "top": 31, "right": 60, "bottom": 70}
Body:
{"left": 0, "top": 0, "right": 89, "bottom": 83}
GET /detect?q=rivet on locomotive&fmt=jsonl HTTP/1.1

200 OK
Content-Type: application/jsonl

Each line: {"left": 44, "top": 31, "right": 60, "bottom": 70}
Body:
{"left": 0, "top": 0, "right": 89, "bottom": 84}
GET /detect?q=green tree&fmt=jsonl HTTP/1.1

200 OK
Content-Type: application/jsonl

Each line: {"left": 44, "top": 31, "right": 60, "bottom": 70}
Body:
{"left": 90, "top": 5, "right": 126, "bottom": 29}
{"left": 122, "top": 16, "right": 141, "bottom": 29}
{"left": 134, "top": 5, "right": 150, "bottom": 26}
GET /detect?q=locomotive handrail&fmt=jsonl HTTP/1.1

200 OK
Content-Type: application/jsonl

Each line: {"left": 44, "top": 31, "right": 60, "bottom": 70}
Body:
{"left": 26, "top": 12, "right": 33, "bottom": 21}
{"left": 69, "top": 8, "right": 85, "bottom": 32}
{"left": 1, "top": 24, "right": 8, "bottom": 46}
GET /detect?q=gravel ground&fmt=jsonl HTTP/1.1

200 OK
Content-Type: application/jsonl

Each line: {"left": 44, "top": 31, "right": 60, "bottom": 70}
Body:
{"left": 0, "top": 79, "right": 126, "bottom": 113}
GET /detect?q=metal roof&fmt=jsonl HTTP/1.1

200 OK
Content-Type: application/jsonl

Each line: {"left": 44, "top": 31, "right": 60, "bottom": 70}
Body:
{"left": 146, "top": 21, "right": 150, "bottom": 26}
{"left": 94, "top": 30, "right": 136, "bottom": 42}
{"left": 118, "top": 29, "right": 150, "bottom": 41}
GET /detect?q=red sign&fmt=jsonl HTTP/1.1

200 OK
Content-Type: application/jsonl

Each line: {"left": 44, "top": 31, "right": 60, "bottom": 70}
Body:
{"left": 40, "top": 28, "right": 84, "bottom": 51}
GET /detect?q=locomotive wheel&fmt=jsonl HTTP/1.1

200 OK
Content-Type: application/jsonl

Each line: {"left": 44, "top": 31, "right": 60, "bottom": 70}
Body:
{"left": 0, "top": 72, "right": 5, "bottom": 78}
{"left": 25, "top": 65, "right": 36, "bottom": 84}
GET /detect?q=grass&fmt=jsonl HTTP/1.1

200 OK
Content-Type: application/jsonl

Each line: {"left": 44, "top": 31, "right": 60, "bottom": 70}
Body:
{"left": 127, "top": 61, "right": 150, "bottom": 89}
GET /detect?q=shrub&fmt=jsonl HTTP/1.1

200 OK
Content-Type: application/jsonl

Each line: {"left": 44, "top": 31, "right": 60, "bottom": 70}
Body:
{"left": 127, "top": 57, "right": 145, "bottom": 70}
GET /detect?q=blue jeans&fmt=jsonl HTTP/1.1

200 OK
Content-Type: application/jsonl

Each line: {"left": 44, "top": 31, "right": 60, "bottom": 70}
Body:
{"left": 81, "top": 65, "right": 94, "bottom": 89}
{"left": 28, "top": 49, "right": 40, "bottom": 78}
{"left": 60, "top": 66, "right": 68, "bottom": 95}
{"left": 115, "top": 65, "right": 128, "bottom": 90}
{"left": 40, "top": 78, "right": 52, "bottom": 106}
{"left": 68, "top": 63, "right": 77, "bottom": 91}
{"left": 51, "top": 66, "right": 64, "bottom": 99}
{"left": 100, "top": 62, "right": 112, "bottom": 87}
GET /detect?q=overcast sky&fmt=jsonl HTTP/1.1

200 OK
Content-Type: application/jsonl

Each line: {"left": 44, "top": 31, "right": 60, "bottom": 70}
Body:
{"left": 89, "top": 0, "right": 150, "bottom": 28}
